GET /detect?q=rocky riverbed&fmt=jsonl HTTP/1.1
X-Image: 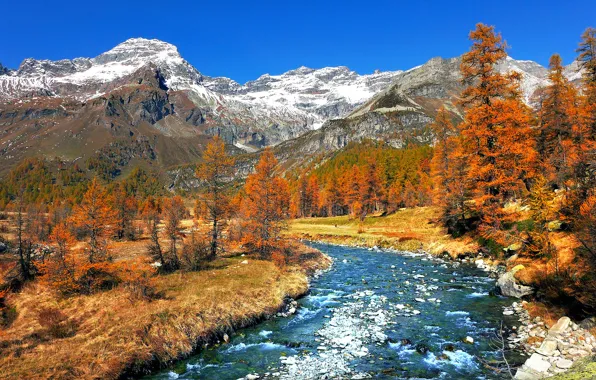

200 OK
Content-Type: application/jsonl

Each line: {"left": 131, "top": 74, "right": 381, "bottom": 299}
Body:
{"left": 148, "top": 243, "right": 530, "bottom": 379}
{"left": 500, "top": 301, "right": 596, "bottom": 379}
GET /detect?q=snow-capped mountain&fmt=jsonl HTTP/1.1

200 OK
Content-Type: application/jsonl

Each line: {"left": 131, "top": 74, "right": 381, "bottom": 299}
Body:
{"left": 0, "top": 38, "right": 403, "bottom": 147}
{"left": 0, "top": 37, "right": 586, "bottom": 180}
{"left": 203, "top": 66, "right": 401, "bottom": 129}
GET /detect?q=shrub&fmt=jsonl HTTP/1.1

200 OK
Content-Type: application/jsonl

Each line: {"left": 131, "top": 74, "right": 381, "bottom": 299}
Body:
{"left": 180, "top": 232, "right": 210, "bottom": 271}
{"left": 116, "top": 259, "right": 160, "bottom": 301}
{"left": 271, "top": 250, "right": 287, "bottom": 270}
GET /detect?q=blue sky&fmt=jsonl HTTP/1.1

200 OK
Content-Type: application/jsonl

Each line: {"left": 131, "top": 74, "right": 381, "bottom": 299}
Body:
{"left": 2, "top": 0, "right": 594, "bottom": 83}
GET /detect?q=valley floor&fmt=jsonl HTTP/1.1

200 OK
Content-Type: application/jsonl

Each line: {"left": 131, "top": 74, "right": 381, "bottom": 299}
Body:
{"left": 286, "top": 206, "right": 478, "bottom": 258}
{"left": 0, "top": 239, "right": 331, "bottom": 379}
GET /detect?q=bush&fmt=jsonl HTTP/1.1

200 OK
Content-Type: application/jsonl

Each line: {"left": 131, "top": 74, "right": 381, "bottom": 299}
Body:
{"left": 37, "top": 307, "right": 77, "bottom": 339}
{"left": 116, "top": 259, "right": 161, "bottom": 301}
{"left": 271, "top": 250, "right": 287, "bottom": 270}
{"left": 180, "top": 232, "right": 211, "bottom": 271}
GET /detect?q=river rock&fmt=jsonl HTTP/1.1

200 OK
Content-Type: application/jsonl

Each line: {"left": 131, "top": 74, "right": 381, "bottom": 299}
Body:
{"left": 549, "top": 317, "right": 571, "bottom": 336}
{"left": 525, "top": 353, "right": 551, "bottom": 373}
{"left": 579, "top": 317, "right": 596, "bottom": 330}
{"left": 496, "top": 265, "right": 534, "bottom": 298}
{"left": 555, "top": 358, "right": 573, "bottom": 369}
{"left": 537, "top": 338, "right": 558, "bottom": 356}
{"left": 463, "top": 336, "right": 474, "bottom": 344}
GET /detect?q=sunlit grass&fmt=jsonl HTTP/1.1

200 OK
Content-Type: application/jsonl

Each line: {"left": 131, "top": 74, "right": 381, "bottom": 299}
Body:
{"left": 0, "top": 239, "right": 330, "bottom": 379}
{"left": 286, "top": 206, "right": 478, "bottom": 257}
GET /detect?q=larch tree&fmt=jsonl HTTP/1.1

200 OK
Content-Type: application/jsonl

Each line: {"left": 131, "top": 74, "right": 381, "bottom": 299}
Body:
{"left": 323, "top": 174, "right": 343, "bottom": 216}
{"left": 307, "top": 176, "right": 321, "bottom": 217}
{"left": 70, "top": 178, "right": 117, "bottom": 263}
{"left": 195, "top": 136, "right": 235, "bottom": 260}
{"left": 430, "top": 108, "right": 458, "bottom": 204}
{"left": 161, "top": 196, "right": 187, "bottom": 270}
{"left": 568, "top": 27, "right": 596, "bottom": 258}
{"left": 431, "top": 108, "right": 473, "bottom": 232}
{"left": 111, "top": 183, "right": 138, "bottom": 241}
{"left": 12, "top": 189, "right": 35, "bottom": 282}
{"left": 141, "top": 197, "right": 165, "bottom": 269}
{"left": 537, "top": 54, "right": 578, "bottom": 186}
{"left": 43, "top": 223, "right": 78, "bottom": 293}
{"left": 359, "top": 159, "right": 383, "bottom": 217}
{"left": 458, "top": 23, "right": 538, "bottom": 244}
{"left": 240, "top": 148, "right": 290, "bottom": 257}
{"left": 577, "top": 27, "right": 596, "bottom": 136}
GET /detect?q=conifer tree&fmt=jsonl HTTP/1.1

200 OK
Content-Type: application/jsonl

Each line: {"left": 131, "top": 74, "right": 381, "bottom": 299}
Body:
{"left": 537, "top": 54, "right": 578, "bottom": 186}
{"left": 162, "top": 196, "right": 186, "bottom": 270}
{"left": 70, "top": 178, "right": 117, "bottom": 263}
{"left": 195, "top": 136, "right": 235, "bottom": 260}
{"left": 458, "top": 23, "right": 538, "bottom": 244}
{"left": 240, "top": 148, "right": 290, "bottom": 257}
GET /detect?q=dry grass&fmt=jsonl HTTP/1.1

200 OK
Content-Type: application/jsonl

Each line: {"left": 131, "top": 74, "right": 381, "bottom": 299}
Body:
{"left": 286, "top": 207, "right": 478, "bottom": 258}
{"left": 0, "top": 237, "right": 330, "bottom": 379}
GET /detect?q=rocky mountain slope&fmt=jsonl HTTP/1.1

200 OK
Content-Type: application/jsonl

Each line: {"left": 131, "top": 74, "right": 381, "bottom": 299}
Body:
{"left": 0, "top": 38, "right": 402, "bottom": 149}
{"left": 267, "top": 55, "right": 583, "bottom": 172}
{"left": 0, "top": 37, "right": 583, "bottom": 181}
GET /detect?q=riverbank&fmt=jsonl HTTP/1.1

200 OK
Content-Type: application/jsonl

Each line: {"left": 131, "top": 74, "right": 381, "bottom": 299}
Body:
{"left": 287, "top": 209, "right": 596, "bottom": 378}
{"left": 151, "top": 241, "right": 523, "bottom": 379}
{"left": 286, "top": 207, "right": 479, "bottom": 259}
{"left": 0, "top": 241, "right": 331, "bottom": 380}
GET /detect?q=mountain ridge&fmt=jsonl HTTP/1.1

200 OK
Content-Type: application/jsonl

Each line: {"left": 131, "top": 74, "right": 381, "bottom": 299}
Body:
{"left": 0, "top": 37, "right": 584, "bottom": 183}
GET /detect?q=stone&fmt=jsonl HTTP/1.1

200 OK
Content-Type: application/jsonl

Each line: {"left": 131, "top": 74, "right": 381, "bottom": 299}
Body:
{"left": 504, "top": 310, "right": 515, "bottom": 316}
{"left": 579, "top": 317, "right": 596, "bottom": 330}
{"left": 537, "top": 338, "right": 558, "bottom": 356}
{"left": 463, "top": 336, "right": 474, "bottom": 344}
{"left": 241, "top": 260, "right": 249, "bottom": 264}
{"left": 555, "top": 358, "right": 573, "bottom": 369}
{"left": 246, "top": 375, "right": 259, "bottom": 380}
{"left": 524, "top": 353, "right": 552, "bottom": 373}
{"left": 549, "top": 317, "right": 571, "bottom": 336}
{"left": 496, "top": 269, "right": 534, "bottom": 298}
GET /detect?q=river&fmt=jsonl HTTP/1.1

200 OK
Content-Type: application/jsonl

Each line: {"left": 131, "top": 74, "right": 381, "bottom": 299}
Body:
{"left": 148, "top": 243, "right": 523, "bottom": 379}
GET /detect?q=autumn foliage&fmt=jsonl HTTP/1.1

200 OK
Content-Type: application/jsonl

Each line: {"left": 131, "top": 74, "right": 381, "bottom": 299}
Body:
{"left": 240, "top": 148, "right": 290, "bottom": 257}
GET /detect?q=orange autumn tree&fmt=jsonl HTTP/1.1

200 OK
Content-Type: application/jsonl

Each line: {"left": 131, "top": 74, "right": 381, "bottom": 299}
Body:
{"left": 537, "top": 54, "right": 579, "bottom": 186}
{"left": 141, "top": 196, "right": 166, "bottom": 269}
{"left": 240, "top": 148, "right": 290, "bottom": 257}
{"left": 161, "top": 196, "right": 187, "bottom": 271}
{"left": 111, "top": 183, "right": 138, "bottom": 241}
{"left": 195, "top": 136, "right": 235, "bottom": 260}
{"left": 431, "top": 108, "right": 472, "bottom": 232}
{"left": 70, "top": 178, "right": 118, "bottom": 263}
{"left": 321, "top": 174, "right": 343, "bottom": 216}
{"left": 41, "top": 223, "right": 79, "bottom": 294}
{"left": 568, "top": 27, "right": 596, "bottom": 257}
{"left": 457, "top": 24, "right": 538, "bottom": 245}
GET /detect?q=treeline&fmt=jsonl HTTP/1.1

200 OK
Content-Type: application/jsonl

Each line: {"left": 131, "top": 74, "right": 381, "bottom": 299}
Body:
{"left": 0, "top": 158, "right": 162, "bottom": 209}
{"left": 0, "top": 139, "right": 291, "bottom": 300}
{"left": 288, "top": 141, "right": 434, "bottom": 219}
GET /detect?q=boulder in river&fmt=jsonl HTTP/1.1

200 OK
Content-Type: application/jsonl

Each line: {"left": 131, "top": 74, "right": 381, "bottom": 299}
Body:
{"left": 496, "top": 265, "right": 534, "bottom": 298}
